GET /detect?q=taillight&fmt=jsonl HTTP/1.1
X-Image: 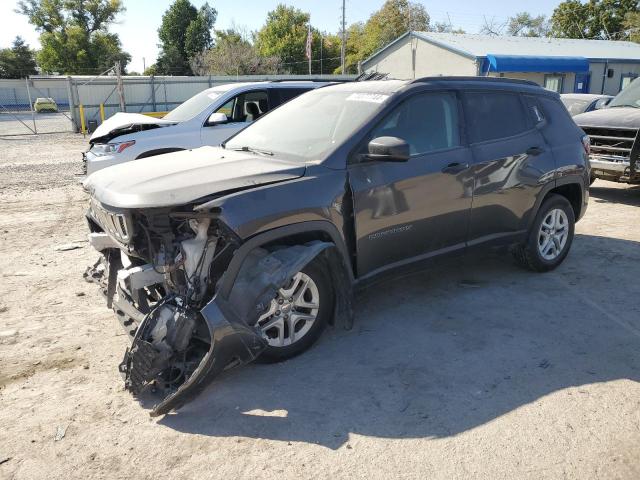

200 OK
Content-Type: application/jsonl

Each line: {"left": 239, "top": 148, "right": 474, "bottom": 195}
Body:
{"left": 581, "top": 135, "right": 590, "bottom": 156}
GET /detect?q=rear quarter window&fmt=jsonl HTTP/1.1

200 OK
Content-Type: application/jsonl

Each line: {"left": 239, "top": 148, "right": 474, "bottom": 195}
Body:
{"left": 537, "top": 95, "right": 582, "bottom": 144}
{"left": 462, "top": 92, "right": 530, "bottom": 143}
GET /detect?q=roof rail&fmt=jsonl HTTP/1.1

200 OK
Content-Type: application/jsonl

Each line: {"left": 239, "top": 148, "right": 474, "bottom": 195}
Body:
{"left": 268, "top": 79, "right": 338, "bottom": 83}
{"left": 355, "top": 72, "right": 390, "bottom": 81}
{"left": 410, "top": 76, "right": 539, "bottom": 87}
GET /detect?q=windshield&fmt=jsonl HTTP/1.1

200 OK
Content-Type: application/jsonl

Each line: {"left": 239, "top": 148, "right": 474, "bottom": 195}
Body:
{"left": 164, "top": 90, "right": 222, "bottom": 122}
{"left": 225, "top": 89, "right": 390, "bottom": 162}
{"left": 609, "top": 78, "right": 640, "bottom": 108}
{"left": 561, "top": 97, "right": 591, "bottom": 115}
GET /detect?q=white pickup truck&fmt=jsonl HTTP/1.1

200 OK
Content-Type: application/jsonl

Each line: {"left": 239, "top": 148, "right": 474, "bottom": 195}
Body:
{"left": 83, "top": 81, "right": 326, "bottom": 176}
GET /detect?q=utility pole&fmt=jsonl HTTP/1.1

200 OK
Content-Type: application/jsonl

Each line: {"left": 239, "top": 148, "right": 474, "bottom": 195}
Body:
{"left": 340, "top": 0, "right": 346, "bottom": 74}
{"left": 115, "top": 61, "right": 126, "bottom": 112}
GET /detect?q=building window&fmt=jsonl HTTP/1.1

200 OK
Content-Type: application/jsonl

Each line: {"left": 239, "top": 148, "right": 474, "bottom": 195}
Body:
{"left": 544, "top": 74, "right": 564, "bottom": 93}
{"left": 620, "top": 73, "right": 638, "bottom": 91}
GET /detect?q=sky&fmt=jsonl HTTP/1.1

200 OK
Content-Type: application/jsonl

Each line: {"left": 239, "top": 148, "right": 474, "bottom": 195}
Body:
{"left": 0, "top": 0, "right": 562, "bottom": 73}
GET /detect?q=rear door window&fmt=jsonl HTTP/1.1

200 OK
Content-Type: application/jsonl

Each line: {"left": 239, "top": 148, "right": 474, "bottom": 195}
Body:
{"left": 462, "top": 92, "right": 530, "bottom": 143}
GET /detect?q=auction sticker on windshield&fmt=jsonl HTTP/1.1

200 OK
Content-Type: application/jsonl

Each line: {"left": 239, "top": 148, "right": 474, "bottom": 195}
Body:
{"left": 346, "top": 93, "right": 390, "bottom": 103}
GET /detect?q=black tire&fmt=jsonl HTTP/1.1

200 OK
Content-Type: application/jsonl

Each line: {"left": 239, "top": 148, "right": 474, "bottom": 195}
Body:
{"left": 259, "top": 258, "right": 334, "bottom": 362}
{"left": 512, "top": 194, "right": 575, "bottom": 272}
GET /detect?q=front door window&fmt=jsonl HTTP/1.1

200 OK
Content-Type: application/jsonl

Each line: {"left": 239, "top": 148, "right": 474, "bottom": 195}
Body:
{"left": 213, "top": 91, "right": 269, "bottom": 124}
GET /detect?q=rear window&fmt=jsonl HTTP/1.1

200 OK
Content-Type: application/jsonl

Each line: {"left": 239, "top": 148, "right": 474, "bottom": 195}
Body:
{"left": 463, "top": 92, "right": 529, "bottom": 143}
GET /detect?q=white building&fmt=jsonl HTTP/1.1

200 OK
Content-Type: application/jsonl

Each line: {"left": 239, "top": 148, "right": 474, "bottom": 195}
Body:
{"left": 362, "top": 32, "right": 640, "bottom": 95}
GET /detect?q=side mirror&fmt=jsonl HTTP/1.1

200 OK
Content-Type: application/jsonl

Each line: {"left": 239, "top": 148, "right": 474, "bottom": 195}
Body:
{"left": 207, "top": 112, "right": 228, "bottom": 125}
{"left": 366, "top": 136, "right": 410, "bottom": 162}
{"left": 594, "top": 98, "right": 610, "bottom": 110}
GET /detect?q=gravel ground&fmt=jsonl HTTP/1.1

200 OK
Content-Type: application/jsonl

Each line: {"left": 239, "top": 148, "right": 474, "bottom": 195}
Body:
{"left": 0, "top": 133, "right": 639, "bottom": 480}
{"left": 0, "top": 112, "right": 73, "bottom": 136}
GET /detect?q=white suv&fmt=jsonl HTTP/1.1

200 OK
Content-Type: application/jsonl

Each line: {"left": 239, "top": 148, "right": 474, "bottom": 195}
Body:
{"left": 83, "top": 81, "right": 327, "bottom": 176}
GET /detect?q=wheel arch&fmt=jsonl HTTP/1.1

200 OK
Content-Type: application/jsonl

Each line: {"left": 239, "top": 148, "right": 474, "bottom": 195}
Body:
{"left": 218, "top": 221, "right": 355, "bottom": 329}
{"left": 528, "top": 177, "right": 585, "bottom": 231}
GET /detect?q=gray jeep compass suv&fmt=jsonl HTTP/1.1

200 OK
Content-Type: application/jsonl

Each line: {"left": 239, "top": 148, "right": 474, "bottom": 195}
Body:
{"left": 83, "top": 77, "right": 590, "bottom": 415}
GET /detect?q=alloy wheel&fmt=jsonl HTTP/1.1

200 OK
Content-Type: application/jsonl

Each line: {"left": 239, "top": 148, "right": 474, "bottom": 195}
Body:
{"left": 538, "top": 208, "right": 569, "bottom": 261}
{"left": 257, "top": 272, "right": 320, "bottom": 347}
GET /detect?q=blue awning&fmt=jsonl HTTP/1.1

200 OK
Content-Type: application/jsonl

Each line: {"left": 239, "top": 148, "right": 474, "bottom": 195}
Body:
{"left": 483, "top": 54, "right": 590, "bottom": 73}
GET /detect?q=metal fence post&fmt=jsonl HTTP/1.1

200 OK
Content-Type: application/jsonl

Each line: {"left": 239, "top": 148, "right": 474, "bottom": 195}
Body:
{"left": 66, "top": 75, "right": 78, "bottom": 132}
{"left": 25, "top": 78, "right": 37, "bottom": 134}
{"left": 150, "top": 75, "right": 157, "bottom": 112}
{"left": 163, "top": 78, "right": 168, "bottom": 111}
{"left": 115, "top": 61, "right": 126, "bottom": 112}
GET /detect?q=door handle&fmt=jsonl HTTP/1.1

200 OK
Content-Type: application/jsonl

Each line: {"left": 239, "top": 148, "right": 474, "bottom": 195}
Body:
{"left": 442, "top": 162, "right": 469, "bottom": 174}
{"left": 526, "top": 146, "right": 545, "bottom": 156}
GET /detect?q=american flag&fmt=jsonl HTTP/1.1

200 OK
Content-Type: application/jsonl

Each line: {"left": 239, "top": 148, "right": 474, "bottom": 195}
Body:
{"left": 305, "top": 24, "right": 312, "bottom": 60}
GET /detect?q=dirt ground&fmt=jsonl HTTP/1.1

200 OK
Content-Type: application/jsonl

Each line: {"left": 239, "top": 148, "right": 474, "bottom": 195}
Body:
{"left": 1, "top": 133, "right": 639, "bottom": 480}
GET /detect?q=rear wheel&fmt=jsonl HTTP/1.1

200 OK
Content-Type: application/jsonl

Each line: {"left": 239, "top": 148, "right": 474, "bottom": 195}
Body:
{"left": 513, "top": 194, "right": 575, "bottom": 272}
{"left": 256, "top": 259, "right": 333, "bottom": 361}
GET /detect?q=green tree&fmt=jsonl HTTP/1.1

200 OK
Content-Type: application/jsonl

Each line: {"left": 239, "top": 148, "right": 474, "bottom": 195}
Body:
{"left": 339, "top": 0, "right": 430, "bottom": 73}
{"left": 507, "top": 12, "right": 550, "bottom": 37}
{"left": 0, "top": 36, "right": 38, "bottom": 78}
{"left": 254, "top": 4, "right": 311, "bottom": 74}
{"left": 156, "top": 0, "right": 217, "bottom": 75}
{"left": 551, "top": 0, "right": 638, "bottom": 40}
{"left": 17, "top": 0, "right": 130, "bottom": 74}
{"left": 624, "top": 11, "right": 640, "bottom": 42}
{"left": 433, "top": 22, "right": 466, "bottom": 34}
{"left": 191, "top": 28, "right": 281, "bottom": 75}
{"left": 318, "top": 33, "right": 342, "bottom": 74}
{"left": 185, "top": 4, "right": 216, "bottom": 57}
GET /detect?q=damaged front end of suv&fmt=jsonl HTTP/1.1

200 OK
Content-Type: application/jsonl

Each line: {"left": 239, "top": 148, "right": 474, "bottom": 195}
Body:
{"left": 82, "top": 148, "right": 352, "bottom": 416}
{"left": 85, "top": 198, "right": 339, "bottom": 416}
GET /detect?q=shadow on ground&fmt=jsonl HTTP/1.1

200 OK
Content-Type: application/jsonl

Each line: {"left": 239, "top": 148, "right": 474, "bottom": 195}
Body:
{"left": 590, "top": 183, "right": 640, "bottom": 207}
{"left": 159, "top": 191, "right": 640, "bottom": 449}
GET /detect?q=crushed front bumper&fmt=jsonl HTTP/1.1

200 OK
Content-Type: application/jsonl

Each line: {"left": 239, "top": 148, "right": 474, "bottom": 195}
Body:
{"left": 129, "top": 297, "right": 267, "bottom": 417}
{"left": 87, "top": 237, "right": 335, "bottom": 415}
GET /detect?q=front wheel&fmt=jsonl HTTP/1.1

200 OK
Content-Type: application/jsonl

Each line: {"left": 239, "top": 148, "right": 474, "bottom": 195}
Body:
{"left": 513, "top": 194, "right": 575, "bottom": 272}
{"left": 256, "top": 258, "right": 334, "bottom": 361}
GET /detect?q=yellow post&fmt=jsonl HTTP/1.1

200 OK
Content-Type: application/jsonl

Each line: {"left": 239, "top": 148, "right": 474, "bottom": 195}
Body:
{"left": 79, "top": 103, "right": 87, "bottom": 135}
{"left": 99, "top": 103, "right": 105, "bottom": 123}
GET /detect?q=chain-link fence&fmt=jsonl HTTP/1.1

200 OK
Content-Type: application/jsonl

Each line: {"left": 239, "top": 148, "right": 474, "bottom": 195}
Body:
{"left": 0, "top": 78, "right": 74, "bottom": 136}
{"left": 1, "top": 74, "right": 356, "bottom": 137}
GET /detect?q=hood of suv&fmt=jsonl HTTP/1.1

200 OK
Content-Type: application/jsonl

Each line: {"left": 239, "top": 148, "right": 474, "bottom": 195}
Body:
{"left": 574, "top": 107, "right": 640, "bottom": 129}
{"left": 83, "top": 146, "right": 306, "bottom": 209}
{"left": 90, "top": 112, "right": 179, "bottom": 143}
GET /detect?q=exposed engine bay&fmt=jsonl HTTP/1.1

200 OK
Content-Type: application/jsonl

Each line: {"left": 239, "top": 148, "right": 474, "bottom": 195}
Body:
{"left": 84, "top": 199, "right": 342, "bottom": 416}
